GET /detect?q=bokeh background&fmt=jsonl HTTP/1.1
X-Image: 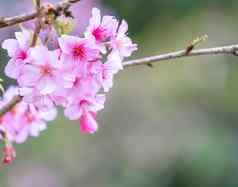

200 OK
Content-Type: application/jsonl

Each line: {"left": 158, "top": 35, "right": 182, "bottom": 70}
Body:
{"left": 1, "top": 0, "right": 238, "bottom": 186}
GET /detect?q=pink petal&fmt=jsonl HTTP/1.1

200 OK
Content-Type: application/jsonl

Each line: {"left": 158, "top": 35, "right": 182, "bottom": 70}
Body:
{"left": 2, "top": 39, "right": 20, "bottom": 57}
{"left": 90, "top": 8, "right": 101, "bottom": 27}
{"left": 39, "top": 107, "right": 58, "bottom": 122}
{"left": 79, "top": 112, "right": 98, "bottom": 134}
{"left": 58, "top": 35, "right": 79, "bottom": 55}
{"left": 89, "top": 94, "right": 105, "bottom": 112}
{"left": 30, "top": 120, "right": 47, "bottom": 137}
{"left": 64, "top": 104, "right": 82, "bottom": 120}
{"left": 4, "top": 60, "right": 22, "bottom": 79}
{"left": 118, "top": 20, "right": 128, "bottom": 36}
{"left": 15, "top": 29, "right": 31, "bottom": 49}
{"left": 14, "top": 126, "right": 29, "bottom": 144}
{"left": 37, "top": 76, "right": 57, "bottom": 95}
{"left": 30, "top": 46, "right": 49, "bottom": 65}
{"left": 102, "top": 76, "right": 113, "bottom": 92}
{"left": 18, "top": 65, "right": 41, "bottom": 87}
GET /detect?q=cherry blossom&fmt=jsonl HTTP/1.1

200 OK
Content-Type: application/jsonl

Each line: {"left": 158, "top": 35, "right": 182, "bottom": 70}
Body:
{"left": 0, "top": 7, "right": 137, "bottom": 159}
{"left": 18, "top": 46, "right": 61, "bottom": 95}
{"left": 58, "top": 35, "right": 99, "bottom": 68}
{"left": 110, "top": 20, "right": 138, "bottom": 60}
{"left": 1, "top": 28, "right": 32, "bottom": 79}
{"left": 0, "top": 87, "right": 57, "bottom": 144}
{"left": 85, "top": 8, "right": 118, "bottom": 53}
{"left": 64, "top": 94, "right": 105, "bottom": 134}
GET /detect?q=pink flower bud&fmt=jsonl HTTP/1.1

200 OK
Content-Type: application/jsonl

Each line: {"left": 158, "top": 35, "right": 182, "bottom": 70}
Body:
{"left": 2, "top": 145, "right": 16, "bottom": 165}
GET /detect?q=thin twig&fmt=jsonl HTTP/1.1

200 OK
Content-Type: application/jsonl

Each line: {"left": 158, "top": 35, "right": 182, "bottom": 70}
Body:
{"left": 34, "top": 0, "right": 41, "bottom": 11}
{"left": 123, "top": 44, "right": 238, "bottom": 67}
{"left": 31, "top": 23, "right": 41, "bottom": 47}
{"left": 31, "top": 0, "right": 42, "bottom": 47}
{"left": 0, "top": 95, "right": 22, "bottom": 117}
{"left": 0, "top": 0, "right": 81, "bottom": 29}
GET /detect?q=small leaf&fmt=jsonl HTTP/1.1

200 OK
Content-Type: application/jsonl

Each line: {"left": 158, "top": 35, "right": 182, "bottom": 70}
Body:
{"left": 191, "top": 34, "right": 208, "bottom": 46}
{"left": 186, "top": 34, "right": 208, "bottom": 54}
{"left": 54, "top": 18, "right": 75, "bottom": 36}
{"left": 32, "top": 0, "right": 37, "bottom": 6}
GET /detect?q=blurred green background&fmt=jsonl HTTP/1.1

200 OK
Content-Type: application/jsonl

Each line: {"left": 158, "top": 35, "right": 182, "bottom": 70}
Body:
{"left": 1, "top": 0, "right": 238, "bottom": 186}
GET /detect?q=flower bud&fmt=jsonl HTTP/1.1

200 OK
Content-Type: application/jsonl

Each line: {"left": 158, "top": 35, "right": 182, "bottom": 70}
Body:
{"left": 2, "top": 145, "right": 16, "bottom": 165}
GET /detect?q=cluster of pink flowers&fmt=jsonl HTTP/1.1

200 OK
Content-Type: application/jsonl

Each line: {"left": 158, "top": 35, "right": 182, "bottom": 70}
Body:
{"left": 0, "top": 8, "right": 137, "bottom": 145}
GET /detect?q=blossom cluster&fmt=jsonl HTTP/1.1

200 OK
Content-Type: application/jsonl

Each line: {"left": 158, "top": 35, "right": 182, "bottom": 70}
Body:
{"left": 0, "top": 8, "right": 137, "bottom": 144}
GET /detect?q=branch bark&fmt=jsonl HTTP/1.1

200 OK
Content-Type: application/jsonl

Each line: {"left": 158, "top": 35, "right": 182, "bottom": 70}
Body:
{"left": 123, "top": 44, "right": 238, "bottom": 67}
{"left": 0, "top": 0, "right": 81, "bottom": 29}
{"left": 0, "top": 95, "right": 22, "bottom": 117}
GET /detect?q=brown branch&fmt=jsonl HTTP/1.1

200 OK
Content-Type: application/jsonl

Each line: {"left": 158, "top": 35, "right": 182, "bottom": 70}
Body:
{"left": 123, "top": 44, "right": 238, "bottom": 67}
{"left": 0, "top": 0, "right": 81, "bottom": 29}
{"left": 0, "top": 95, "right": 22, "bottom": 117}
{"left": 31, "top": 22, "right": 42, "bottom": 47}
{"left": 31, "top": 0, "right": 42, "bottom": 47}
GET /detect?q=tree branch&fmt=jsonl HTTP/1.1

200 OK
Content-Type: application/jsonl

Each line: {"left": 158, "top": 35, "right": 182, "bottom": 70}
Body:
{"left": 0, "top": 95, "right": 22, "bottom": 117}
{"left": 31, "top": 0, "right": 42, "bottom": 47}
{"left": 123, "top": 44, "right": 238, "bottom": 67}
{"left": 0, "top": 0, "right": 81, "bottom": 29}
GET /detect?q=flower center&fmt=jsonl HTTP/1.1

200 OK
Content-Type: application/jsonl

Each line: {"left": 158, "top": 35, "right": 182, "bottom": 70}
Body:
{"left": 79, "top": 100, "right": 90, "bottom": 112}
{"left": 17, "top": 50, "right": 27, "bottom": 61}
{"left": 73, "top": 45, "right": 85, "bottom": 59}
{"left": 73, "top": 77, "right": 81, "bottom": 87}
{"left": 92, "top": 27, "right": 106, "bottom": 42}
{"left": 40, "top": 65, "right": 52, "bottom": 76}
{"left": 26, "top": 113, "right": 35, "bottom": 123}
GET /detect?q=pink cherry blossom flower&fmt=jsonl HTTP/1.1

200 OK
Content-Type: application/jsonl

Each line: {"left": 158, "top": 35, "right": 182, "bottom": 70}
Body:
{"left": 64, "top": 94, "right": 105, "bottom": 133}
{"left": 19, "top": 87, "right": 56, "bottom": 111}
{"left": 110, "top": 20, "right": 137, "bottom": 59}
{"left": 51, "top": 73, "right": 100, "bottom": 108}
{"left": 64, "top": 94, "right": 105, "bottom": 120}
{"left": 12, "top": 104, "right": 56, "bottom": 144}
{"left": 58, "top": 35, "right": 99, "bottom": 67}
{"left": 89, "top": 53, "right": 122, "bottom": 92}
{"left": 85, "top": 8, "right": 118, "bottom": 53}
{"left": 18, "top": 46, "right": 61, "bottom": 95}
{"left": 80, "top": 111, "right": 98, "bottom": 134}
{"left": 0, "top": 87, "right": 57, "bottom": 144}
{"left": 1, "top": 28, "right": 32, "bottom": 79}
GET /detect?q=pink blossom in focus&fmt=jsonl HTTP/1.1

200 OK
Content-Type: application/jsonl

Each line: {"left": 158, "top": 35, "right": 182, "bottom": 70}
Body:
{"left": 0, "top": 87, "right": 57, "bottom": 144}
{"left": 18, "top": 46, "right": 61, "bottom": 95}
{"left": 85, "top": 8, "right": 118, "bottom": 53}
{"left": 88, "top": 52, "right": 122, "bottom": 92}
{"left": 80, "top": 112, "right": 98, "bottom": 134}
{"left": 1, "top": 29, "right": 32, "bottom": 79}
{"left": 110, "top": 20, "right": 138, "bottom": 60}
{"left": 58, "top": 35, "right": 99, "bottom": 63}
{"left": 64, "top": 94, "right": 105, "bottom": 133}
